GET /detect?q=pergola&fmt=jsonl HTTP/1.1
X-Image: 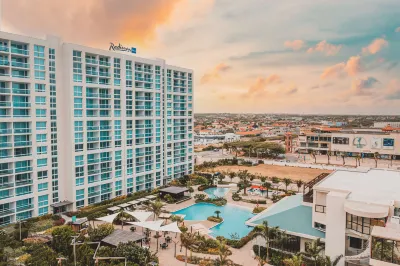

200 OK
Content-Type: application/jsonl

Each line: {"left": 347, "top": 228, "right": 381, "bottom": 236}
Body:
{"left": 101, "top": 229, "right": 146, "bottom": 247}
{"left": 159, "top": 186, "right": 189, "bottom": 200}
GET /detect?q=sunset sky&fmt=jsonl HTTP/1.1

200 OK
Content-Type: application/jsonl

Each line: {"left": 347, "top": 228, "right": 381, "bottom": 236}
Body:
{"left": 3, "top": 0, "right": 400, "bottom": 114}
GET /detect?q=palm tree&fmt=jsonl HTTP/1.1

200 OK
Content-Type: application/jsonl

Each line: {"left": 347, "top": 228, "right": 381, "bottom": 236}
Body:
{"left": 326, "top": 151, "right": 331, "bottom": 165}
{"left": 319, "top": 255, "right": 343, "bottom": 266}
{"left": 214, "top": 210, "right": 221, "bottom": 219}
{"left": 260, "top": 176, "right": 266, "bottom": 183}
{"left": 215, "top": 239, "right": 232, "bottom": 266}
{"left": 283, "top": 255, "right": 303, "bottom": 266}
{"left": 251, "top": 220, "right": 279, "bottom": 262}
{"left": 180, "top": 232, "right": 198, "bottom": 266}
{"left": 302, "top": 238, "right": 324, "bottom": 266}
{"left": 238, "top": 170, "right": 251, "bottom": 195}
{"left": 355, "top": 154, "right": 361, "bottom": 167}
{"left": 310, "top": 150, "right": 317, "bottom": 163}
{"left": 374, "top": 152, "right": 380, "bottom": 168}
{"left": 228, "top": 171, "right": 235, "bottom": 183}
{"left": 283, "top": 178, "right": 291, "bottom": 192}
{"left": 147, "top": 200, "right": 163, "bottom": 220}
{"left": 341, "top": 153, "right": 346, "bottom": 165}
{"left": 263, "top": 182, "right": 272, "bottom": 199}
{"left": 296, "top": 180, "right": 304, "bottom": 192}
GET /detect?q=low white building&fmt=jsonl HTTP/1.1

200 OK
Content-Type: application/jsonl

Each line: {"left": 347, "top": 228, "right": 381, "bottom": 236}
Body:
{"left": 248, "top": 168, "right": 400, "bottom": 266}
{"left": 194, "top": 133, "right": 240, "bottom": 145}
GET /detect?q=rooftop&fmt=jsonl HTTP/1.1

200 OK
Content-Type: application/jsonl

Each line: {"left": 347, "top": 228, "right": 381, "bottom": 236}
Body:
{"left": 315, "top": 168, "right": 400, "bottom": 205}
{"left": 101, "top": 229, "right": 146, "bottom": 247}
{"left": 247, "top": 194, "right": 325, "bottom": 239}
{"left": 159, "top": 186, "right": 188, "bottom": 194}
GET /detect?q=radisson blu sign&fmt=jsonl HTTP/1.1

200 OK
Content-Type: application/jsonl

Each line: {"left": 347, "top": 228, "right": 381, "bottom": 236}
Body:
{"left": 109, "top": 43, "right": 136, "bottom": 54}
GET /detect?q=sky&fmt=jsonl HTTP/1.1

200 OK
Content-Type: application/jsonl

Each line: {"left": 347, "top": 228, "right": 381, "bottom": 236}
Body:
{"left": 2, "top": 0, "right": 400, "bottom": 115}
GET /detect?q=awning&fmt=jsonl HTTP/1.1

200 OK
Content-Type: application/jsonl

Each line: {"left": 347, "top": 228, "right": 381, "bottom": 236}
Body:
{"left": 145, "top": 195, "right": 157, "bottom": 200}
{"left": 158, "top": 213, "right": 172, "bottom": 219}
{"left": 344, "top": 201, "right": 389, "bottom": 218}
{"left": 107, "top": 206, "right": 121, "bottom": 212}
{"left": 127, "top": 220, "right": 164, "bottom": 231}
{"left": 128, "top": 200, "right": 140, "bottom": 205}
{"left": 372, "top": 225, "right": 400, "bottom": 241}
{"left": 96, "top": 213, "right": 119, "bottom": 223}
{"left": 118, "top": 203, "right": 131, "bottom": 208}
{"left": 137, "top": 198, "right": 149, "bottom": 202}
{"left": 51, "top": 201, "right": 73, "bottom": 208}
{"left": 125, "top": 211, "right": 153, "bottom": 222}
{"left": 159, "top": 222, "right": 181, "bottom": 233}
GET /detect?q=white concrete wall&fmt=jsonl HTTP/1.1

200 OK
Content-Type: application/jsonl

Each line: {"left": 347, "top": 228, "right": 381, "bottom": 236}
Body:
{"left": 325, "top": 191, "right": 348, "bottom": 266}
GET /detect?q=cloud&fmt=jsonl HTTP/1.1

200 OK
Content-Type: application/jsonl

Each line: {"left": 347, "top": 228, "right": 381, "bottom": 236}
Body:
{"left": 245, "top": 74, "right": 282, "bottom": 97}
{"left": 307, "top": 40, "right": 342, "bottom": 56}
{"left": 281, "top": 84, "right": 298, "bottom": 95}
{"left": 321, "top": 56, "right": 362, "bottom": 79}
{"left": 385, "top": 79, "right": 400, "bottom": 100}
{"left": 350, "top": 77, "right": 379, "bottom": 96}
{"left": 396, "top": 27, "right": 400, "bottom": 32}
{"left": 284, "top": 40, "right": 305, "bottom": 51}
{"left": 362, "top": 38, "right": 388, "bottom": 55}
{"left": 3, "top": 0, "right": 183, "bottom": 46}
{"left": 310, "top": 82, "right": 334, "bottom": 90}
{"left": 200, "top": 63, "right": 231, "bottom": 84}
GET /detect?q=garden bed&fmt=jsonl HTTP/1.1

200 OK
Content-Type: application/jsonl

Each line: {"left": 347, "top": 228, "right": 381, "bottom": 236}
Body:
{"left": 207, "top": 216, "right": 223, "bottom": 223}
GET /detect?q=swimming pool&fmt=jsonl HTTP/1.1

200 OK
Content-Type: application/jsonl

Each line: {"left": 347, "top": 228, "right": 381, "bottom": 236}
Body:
{"left": 173, "top": 203, "right": 254, "bottom": 239}
{"left": 204, "top": 187, "right": 230, "bottom": 199}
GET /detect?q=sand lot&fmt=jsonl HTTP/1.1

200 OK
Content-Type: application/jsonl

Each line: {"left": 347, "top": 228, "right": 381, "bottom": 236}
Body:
{"left": 214, "top": 164, "right": 332, "bottom": 182}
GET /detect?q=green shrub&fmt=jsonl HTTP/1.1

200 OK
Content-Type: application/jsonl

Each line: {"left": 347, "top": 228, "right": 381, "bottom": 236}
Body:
{"left": 252, "top": 206, "right": 267, "bottom": 214}
{"left": 207, "top": 216, "right": 223, "bottom": 223}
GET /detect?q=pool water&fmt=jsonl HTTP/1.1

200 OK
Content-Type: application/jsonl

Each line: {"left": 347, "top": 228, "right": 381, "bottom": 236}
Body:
{"left": 204, "top": 187, "right": 230, "bottom": 199}
{"left": 173, "top": 203, "right": 254, "bottom": 239}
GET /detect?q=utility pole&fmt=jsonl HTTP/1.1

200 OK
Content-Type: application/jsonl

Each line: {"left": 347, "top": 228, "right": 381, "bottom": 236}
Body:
{"left": 17, "top": 219, "right": 26, "bottom": 241}
{"left": 71, "top": 235, "right": 78, "bottom": 266}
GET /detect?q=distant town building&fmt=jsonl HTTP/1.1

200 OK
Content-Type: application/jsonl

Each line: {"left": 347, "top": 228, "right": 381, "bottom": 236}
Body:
{"left": 373, "top": 121, "right": 400, "bottom": 128}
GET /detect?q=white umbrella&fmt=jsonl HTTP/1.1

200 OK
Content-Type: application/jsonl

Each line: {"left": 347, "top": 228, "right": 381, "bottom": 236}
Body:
{"left": 159, "top": 222, "right": 181, "bottom": 233}
{"left": 95, "top": 212, "right": 119, "bottom": 223}
{"left": 190, "top": 223, "right": 212, "bottom": 235}
{"left": 127, "top": 220, "right": 164, "bottom": 231}
{"left": 125, "top": 211, "right": 153, "bottom": 222}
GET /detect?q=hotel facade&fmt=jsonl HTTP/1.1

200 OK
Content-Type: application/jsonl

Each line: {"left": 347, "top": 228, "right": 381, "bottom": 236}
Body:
{"left": 0, "top": 31, "right": 194, "bottom": 225}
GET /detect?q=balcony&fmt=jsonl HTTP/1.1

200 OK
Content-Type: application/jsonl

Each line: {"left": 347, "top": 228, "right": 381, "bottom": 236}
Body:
{"left": 87, "top": 159, "right": 100, "bottom": 164}
{"left": 0, "top": 208, "right": 14, "bottom": 217}
{"left": 16, "top": 204, "right": 34, "bottom": 212}
{"left": 87, "top": 137, "right": 99, "bottom": 142}
{"left": 100, "top": 157, "right": 112, "bottom": 162}
{"left": 88, "top": 169, "right": 100, "bottom": 175}
{"left": 86, "top": 92, "right": 99, "bottom": 98}
{"left": 101, "top": 188, "right": 112, "bottom": 194}
{"left": 14, "top": 128, "right": 31, "bottom": 134}
{"left": 12, "top": 102, "right": 31, "bottom": 108}
{"left": 12, "top": 89, "right": 30, "bottom": 94}
{"left": 11, "top": 47, "right": 29, "bottom": 56}
{"left": 0, "top": 169, "right": 13, "bottom": 175}
{"left": 0, "top": 88, "right": 10, "bottom": 94}
{"left": 86, "top": 58, "right": 98, "bottom": 65}
{"left": 0, "top": 60, "right": 9, "bottom": 66}
{"left": 88, "top": 191, "right": 100, "bottom": 197}
{"left": 0, "top": 101, "right": 11, "bottom": 107}
{"left": 0, "top": 182, "right": 13, "bottom": 189}
{"left": 99, "top": 72, "right": 110, "bottom": 77}
{"left": 14, "top": 141, "right": 32, "bottom": 147}
{"left": 11, "top": 62, "right": 29, "bottom": 68}
{"left": 15, "top": 179, "right": 33, "bottom": 186}
{"left": 86, "top": 70, "right": 99, "bottom": 76}
{"left": 15, "top": 167, "right": 32, "bottom": 173}
{"left": 99, "top": 61, "right": 110, "bottom": 67}
{"left": 0, "top": 45, "right": 9, "bottom": 53}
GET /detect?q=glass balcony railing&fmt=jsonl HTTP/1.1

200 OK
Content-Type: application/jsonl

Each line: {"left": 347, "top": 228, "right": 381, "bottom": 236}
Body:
{"left": 0, "top": 182, "right": 13, "bottom": 189}
{"left": 16, "top": 204, "right": 34, "bottom": 212}
{"left": 0, "top": 45, "right": 9, "bottom": 52}
{"left": 100, "top": 157, "right": 112, "bottom": 162}
{"left": 88, "top": 191, "right": 100, "bottom": 197}
{"left": 87, "top": 137, "right": 99, "bottom": 142}
{"left": 12, "top": 89, "right": 30, "bottom": 94}
{"left": 99, "top": 61, "right": 110, "bottom": 67}
{"left": 135, "top": 96, "right": 153, "bottom": 101}
{"left": 12, "top": 102, "right": 31, "bottom": 108}
{"left": 101, "top": 188, "right": 112, "bottom": 194}
{"left": 14, "top": 167, "right": 32, "bottom": 173}
{"left": 14, "top": 141, "right": 32, "bottom": 147}
{"left": 0, "top": 169, "right": 13, "bottom": 175}
{"left": 11, "top": 47, "right": 29, "bottom": 56}
{"left": 0, "top": 101, "right": 11, "bottom": 107}
{"left": 87, "top": 159, "right": 100, "bottom": 164}
{"left": 99, "top": 72, "right": 110, "bottom": 77}
{"left": 11, "top": 62, "right": 29, "bottom": 68}
{"left": 99, "top": 125, "right": 111, "bottom": 130}
{"left": 14, "top": 128, "right": 31, "bottom": 134}
{"left": 99, "top": 94, "right": 111, "bottom": 99}
{"left": 15, "top": 179, "right": 33, "bottom": 186}
{"left": 86, "top": 92, "right": 99, "bottom": 98}
{"left": 0, "top": 60, "right": 9, "bottom": 66}
{"left": 87, "top": 126, "right": 100, "bottom": 131}
{"left": 86, "top": 70, "right": 99, "bottom": 76}
{"left": 0, "top": 142, "right": 11, "bottom": 148}
{"left": 0, "top": 208, "right": 14, "bottom": 216}
{"left": 86, "top": 58, "right": 98, "bottom": 65}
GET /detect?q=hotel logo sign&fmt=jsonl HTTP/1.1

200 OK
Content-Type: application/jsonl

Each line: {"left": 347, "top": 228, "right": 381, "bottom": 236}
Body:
{"left": 109, "top": 43, "right": 136, "bottom": 54}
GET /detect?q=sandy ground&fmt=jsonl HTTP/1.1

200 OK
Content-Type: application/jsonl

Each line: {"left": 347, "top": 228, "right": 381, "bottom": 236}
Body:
{"left": 214, "top": 164, "right": 332, "bottom": 182}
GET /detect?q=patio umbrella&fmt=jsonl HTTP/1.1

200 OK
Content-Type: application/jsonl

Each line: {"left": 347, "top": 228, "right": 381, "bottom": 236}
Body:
{"left": 95, "top": 212, "right": 120, "bottom": 223}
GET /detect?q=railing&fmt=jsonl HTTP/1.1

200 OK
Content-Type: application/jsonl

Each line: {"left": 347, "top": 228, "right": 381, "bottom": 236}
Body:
{"left": 11, "top": 47, "right": 29, "bottom": 55}
{"left": 315, "top": 204, "right": 326, "bottom": 213}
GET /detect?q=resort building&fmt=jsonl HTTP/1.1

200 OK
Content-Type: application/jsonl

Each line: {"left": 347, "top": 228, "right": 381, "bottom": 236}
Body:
{"left": 248, "top": 168, "right": 400, "bottom": 266}
{"left": 194, "top": 132, "right": 240, "bottom": 145}
{"left": 0, "top": 30, "right": 194, "bottom": 225}
{"left": 297, "top": 127, "right": 400, "bottom": 160}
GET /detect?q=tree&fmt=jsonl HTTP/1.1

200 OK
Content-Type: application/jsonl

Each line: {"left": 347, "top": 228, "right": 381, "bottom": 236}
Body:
{"left": 283, "top": 178, "right": 291, "bottom": 192}
{"left": 310, "top": 150, "right": 317, "bottom": 163}
{"left": 341, "top": 153, "right": 346, "bottom": 165}
{"left": 214, "top": 210, "right": 221, "bottom": 219}
{"left": 326, "top": 151, "right": 331, "bottom": 165}
{"left": 317, "top": 255, "right": 343, "bottom": 266}
{"left": 76, "top": 243, "right": 95, "bottom": 266}
{"left": 302, "top": 238, "right": 324, "bottom": 266}
{"left": 25, "top": 244, "right": 58, "bottom": 266}
{"left": 222, "top": 143, "right": 230, "bottom": 155}
{"left": 51, "top": 225, "right": 75, "bottom": 256}
{"left": 147, "top": 200, "right": 164, "bottom": 220}
{"left": 263, "top": 182, "right": 272, "bottom": 199}
{"left": 114, "top": 241, "right": 158, "bottom": 265}
{"left": 180, "top": 232, "right": 199, "bottom": 266}
{"left": 355, "top": 153, "right": 361, "bottom": 167}
{"left": 164, "top": 194, "right": 174, "bottom": 203}
{"left": 296, "top": 180, "right": 304, "bottom": 192}
{"left": 88, "top": 223, "right": 114, "bottom": 242}
{"left": 283, "top": 255, "right": 303, "bottom": 266}
{"left": 215, "top": 239, "right": 233, "bottom": 266}
{"left": 260, "top": 176, "right": 267, "bottom": 183}
{"left": 251, "top": 220, "right": 279, "bottom": 262}
{"left": 228, "top": 172, "right": 235, "bottom": 183}
{"left": 374, "top": 152, "right": 380, "bottom": 168}
{"left": 238, "top": 170, "right": 251, "bottom": 195}
{"left": 272, "top": 176, "right": 280, "bottom": 184}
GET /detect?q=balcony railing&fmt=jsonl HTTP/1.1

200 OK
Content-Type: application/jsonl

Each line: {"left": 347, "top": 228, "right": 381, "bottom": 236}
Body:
{"left": 11, "top": 47, "right": 29, "bottom": 56}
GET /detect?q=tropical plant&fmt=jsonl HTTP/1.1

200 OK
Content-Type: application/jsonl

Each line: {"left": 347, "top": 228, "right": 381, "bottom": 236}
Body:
{"left": 302, "top": 238, "right": 325, "bottom": 266}
{"left": 164, "top": 194, "right": 175, "bottom": 203}
{"left": 263, "top": 182, "right": 272, "bottom": 199}
{"left": 296, "top": 180, "right": 304, "bottom": 192}
{"left": 238, "top": 170, "right": 251, "bottom": 195}
{"left": 317, "top": 254, "right": 343, "bottom": 266}
{"left": 374, "top": 152, "right": 380, "bottom": 168}
{"left": 215, "top": 239, "right": 233, "bottom": 266}
{"left": 310, "top": 150, "right": 317, "bottom": 163}
{"left": 260, "top": 176, "right": 267, "bottom": 183}
{"left": 180, "top": 232, "right": 199, "bottom": 266}
{"left": 251, "top": 220, "right": 279, "bottom": 262}
{"left": 25, "top": 244, "right": 58, "bottom": 266}
{"left": 355, "top": 153, "right": 361, "bottom": 167}
{"left": 228, "top": 172, "right": 236, "bottom": 183}
{"left": 283, "top": 178, "right": 291, "bottom": 192}
{"left": 214, "top": 210, "right": 221, "bottom": 219}
{"left": 341, "top": 153, "right": 346, "bottom": 165}
{"left": 147, "top": 199, "right": 164, "bottom": 220}
{"left": 283, "top": 254, "right": 303, "bottom": 266}
{"left": 114, "top": 241, "right": 158, "bottom": 265}
{"left": 87, "top": 223, "right": 114, "bottom": 242}
{"left": 51, "top": 225, "right": 75, "bottom": 256}
{"left": 76, "top": 243, "right": 95, "bottom": 266}
{"left": 327, "top": 151, "right": 331, "bottom": 165}
{"left": 272, "top": 176, "right": 280, "bottom": 184}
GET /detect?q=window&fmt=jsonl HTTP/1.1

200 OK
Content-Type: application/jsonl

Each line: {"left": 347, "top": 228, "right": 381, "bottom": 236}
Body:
{"left": 36, "top": 121, "right": 46, "bottom": 130}
{"left": 38, "top": 194, "right": 49, "bottom": 216}
{"left": 76, "top": 189, "right": 84, "bottom": 200}
{"left": 371, "top": 237, "right": 400, "bottom": 264}
{"left": 76, "top": 178, "right": 84, "bottom": 186}
{"left": 37, "top": 170, "right": 48, "bottom": 180}
{"left": 34, "top": 45, "right": 45, "bottom": 58}
{"left": 37, "top": 146, "right": 47, "bottom": 155}
{"left": 37, "top": 158, "right": 47, "bottom": 167}
{"left": 346, "top": 213, "right": 386, "bottom": 235}
{"left": 314, "top": 222, "right": 326, "bottom": 231}
{"left": 35, "top": 84, "right": 46, "bottom": 92}
{"left": 38, "top": 182, "right": 48, "bottom": 192}
{"left": 34, "top": 70, "right": 46, "bottom": 80}
{"left": 75, "top": 155, "right": 84, "bottom": 166}
{"left": 73, "top": 86, "right": 82, "bottom": 96}
{"left": 35, "top": 109, "right": 46, "bottom": 117}
{"left": 36, "top": 134, "right": 47, "bottom": 143}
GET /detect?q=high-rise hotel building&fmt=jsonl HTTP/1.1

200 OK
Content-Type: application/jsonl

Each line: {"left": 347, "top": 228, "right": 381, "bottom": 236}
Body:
{"left": 0, "top": 31, "right": 194, "bottom": 225}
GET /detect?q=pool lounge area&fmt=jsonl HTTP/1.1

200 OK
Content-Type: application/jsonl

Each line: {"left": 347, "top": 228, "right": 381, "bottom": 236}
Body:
{"left": 204, "top": 187, "right": 230, "bottom": 199}
{"left": 172, "top": 202, "right": 254, "bottom": 239}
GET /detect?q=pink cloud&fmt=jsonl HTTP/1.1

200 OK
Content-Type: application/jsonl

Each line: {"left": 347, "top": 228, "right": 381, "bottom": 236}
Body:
{"left": 246, "top": 74, "right": 282, "bottom": 96}
{"left": 350, "top": 77, "right": 379, "bottom": 96}
{"left": 284, "top": 40, "right": 305, "bottom": 51}
{"left": 385, "top": 79, "right": 400, "bottom": 100}
{"left": 321, "top": 56, "right": 362, "bottom": 79}
{"left": 200, "top": 63, "right": 231, "bottom": 84}
{"left": 307, "top": 40, "right": 342, "bottom": 56}
{"left": 362, "top": 38, "right": 388, "bottom": 55}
